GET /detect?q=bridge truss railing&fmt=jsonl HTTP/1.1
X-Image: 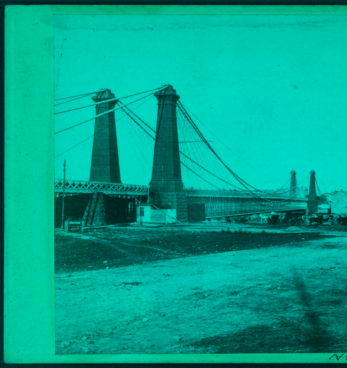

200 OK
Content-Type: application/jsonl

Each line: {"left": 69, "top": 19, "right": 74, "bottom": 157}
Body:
{"left": 186, "top": 189, "right": 307, "bottom": 201}
{"left": 54, "top": 178, "right": 148, "bottom": 196}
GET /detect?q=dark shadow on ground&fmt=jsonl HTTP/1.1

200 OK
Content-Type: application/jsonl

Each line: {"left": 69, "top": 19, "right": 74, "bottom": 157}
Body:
{"left": 292, "top": 270, "right": 336, "bottom": 352}
{"left": 188, "top": 272, "right": 340, "bottom": 353}
{"left": 189, "top": 320, "right": 311, "bottom": 353}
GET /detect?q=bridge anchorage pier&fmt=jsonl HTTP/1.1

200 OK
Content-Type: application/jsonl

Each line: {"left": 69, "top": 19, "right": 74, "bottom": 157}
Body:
{"left": 83, "top": 89, "right": 122, "bottom": 227}
{"left": 149, "top": 85, "right": 188, "bottom": 223}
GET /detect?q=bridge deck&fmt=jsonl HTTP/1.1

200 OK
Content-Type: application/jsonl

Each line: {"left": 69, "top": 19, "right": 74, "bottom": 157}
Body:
{"left": 54, "top": 179, "right": 308, "bottom": 219}
{"left": 55, "top": 180, "right": 306, "bottom": 202}
{"left": 186, "top": 189, "right": 306, "bottom": 202}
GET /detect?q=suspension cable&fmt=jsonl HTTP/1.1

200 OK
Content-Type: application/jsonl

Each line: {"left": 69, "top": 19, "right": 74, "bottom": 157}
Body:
{"left": 177, "top": 101, "right": 262, "bottom": 197}
{"left": 54, "top": 91, "right": 157, "bottom": 135}
{"left": 177, "top": 111, "right": 243, "bottom": 189}
{"left": 124, "top": 103, "right": 244, "bottom": 190}
{"left": 55, "top": 90, "right": 103, "bottom": 101}
{"left": 118, "top": 106, "right": 155, "bottom": 139}
{"left": 55, "top": 111, "right": 129, "bottom": 158}
{"left": 55, "top": 85, "right": 168, "bottom": 115}
{"left": 183, "top": 104, "right": 257, "bottom": 170}
{"left": 315, "top": 177, "right": 321, "bottom": 196}
{"left": 54, "top": 91, "right": 104, "bottom": 106}
{"left": 118, "top": 101, "right": 155, "bottom": 133}
{"left": 122, "top": 104, "right": 228, "bottom": 190}
{"left": 55, "top": 95, "right": 154, "bottom": 159}
{"left": 55, "top": 105, "right": 118, "bottom": 135}
{"left": 181, "top": 160, "right": 220, "bottom": 189}
{"left": 178, "top": 101, "right": 297, "bottom": 202}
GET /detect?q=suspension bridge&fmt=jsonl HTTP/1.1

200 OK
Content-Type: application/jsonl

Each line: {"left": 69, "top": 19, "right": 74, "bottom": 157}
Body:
{"left": 54, "top": 85, "right": 316, "bottom": 226}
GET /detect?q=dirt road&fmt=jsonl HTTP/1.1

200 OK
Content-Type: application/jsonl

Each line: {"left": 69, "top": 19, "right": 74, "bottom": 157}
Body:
{"left": 55, "top": 226, "right": 347, "bottom": 354}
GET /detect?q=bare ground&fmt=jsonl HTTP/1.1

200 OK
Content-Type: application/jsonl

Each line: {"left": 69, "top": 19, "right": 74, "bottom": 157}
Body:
{"left": 55, "top": 224, "right": 347, "bottom": 354}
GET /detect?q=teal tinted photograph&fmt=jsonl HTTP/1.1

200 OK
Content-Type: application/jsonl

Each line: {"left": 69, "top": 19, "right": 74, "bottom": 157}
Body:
{"left": 54, "top": 12, "right": 347, "bottom": 354}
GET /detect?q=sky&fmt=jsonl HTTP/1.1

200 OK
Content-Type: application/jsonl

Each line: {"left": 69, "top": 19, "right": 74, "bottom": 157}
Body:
{"left": 54, "top": 13, "right": 347, "bottom": 193}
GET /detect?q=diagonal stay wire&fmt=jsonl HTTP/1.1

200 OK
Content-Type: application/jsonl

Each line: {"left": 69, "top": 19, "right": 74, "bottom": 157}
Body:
{"left": 123, "top": 101, "right": 297, "bottom": 202}
{"left": 123, "top": 104, "right": 243, "bottom": 190}
{"left": 121, "top": 108, "right": 218, "bottom": 189}
{"left": 55, "top": 95, "right": 153, "bottom": 158}
{"left": 177, "top": 105, "right": 245, "bottom": 190}
{"left": 54, "top": 92, "right": 157, "bottom": 135}
{"left": 181, "top": 102, "right": 286, "bottom": 195}
{"left": 55, "top": 105, "right": 119, "bottom": 135}
{"left": 55, "top": 112, "right": 128, "bottom": 158}
{"left": 54, "top": 91, "right": 104, "bottom": 106}
{"left": 179, "top": 116, "right": 218, "bottom": 189}
{"left": 118, "top": 101, "right": 155, "bottom": 133}
{"left": 55, "top": 98, "right": 118, "bottom": 115}
{"left": 177, "top": 107, "right": 242, "bottom": 190}
{"left": 184, "top": 104, "right": 256, "bottom": 170}
{"left": 55, "top": 85, "right": 168, "bottom": 115}
{"left": 178, "top": 101, "right": 297, "bottom": 202}
{"left": 118, "top": 105, "right": 155, "bottom": 140}
{"left": 124, "top": 103, "right": 303, "bottom": 202}
{"left": 178, "top": 101, "right": 258, "bottom": 194}
{"left": 315, "top": 177, "right": 321, "bottom": 196}
{"left": 181, "top": 160, "right": 220, "bottom": 189}
{"left": 55, "top": 90, "right": 103, "bottom": 101}
{"left": 178, "top": 101, "right": 270, "bottom": 199}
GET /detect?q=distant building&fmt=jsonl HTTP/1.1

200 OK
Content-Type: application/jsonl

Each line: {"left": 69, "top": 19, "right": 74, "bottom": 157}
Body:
{"left": 325, "top": 191, "right": 347, "bottom": 215}
{"left": 136, "top": 204, "right": 177, "bottom": 224}
{"left": 317, "top": 203, "right": 330, "bottom": 214}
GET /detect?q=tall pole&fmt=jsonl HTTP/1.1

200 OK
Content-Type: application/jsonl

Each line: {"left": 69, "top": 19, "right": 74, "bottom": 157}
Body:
{"left": 61, "top": 159, "right": 66, "bottom": 229}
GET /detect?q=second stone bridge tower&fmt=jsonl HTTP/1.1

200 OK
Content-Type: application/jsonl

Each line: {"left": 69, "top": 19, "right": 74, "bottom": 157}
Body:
{"left": 149, "top": 85, "right": 188, "bottom": 222}
{"left": 90, "top": 89, "right": 121, "bottom": 183}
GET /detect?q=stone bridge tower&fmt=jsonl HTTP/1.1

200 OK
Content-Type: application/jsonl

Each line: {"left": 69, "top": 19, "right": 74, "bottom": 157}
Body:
{"left": 149, "top": 85, "right": 188, "bottom": 222}
{"left": 290, "top": 170, "right": 297, "bottom": 198}
{"left": 90, "top": 89, "right": 121, "bottom": 183}
{"left": 307, "top": 170, "right": 318, "bottom": 215}
{"left": 83, "top": 89, "right": 121, "bottom": 227}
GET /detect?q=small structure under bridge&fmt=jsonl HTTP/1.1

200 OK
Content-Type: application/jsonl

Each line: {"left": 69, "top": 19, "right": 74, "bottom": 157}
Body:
{"left": 55, "top": 85, "right": 315, "bottom": 227}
